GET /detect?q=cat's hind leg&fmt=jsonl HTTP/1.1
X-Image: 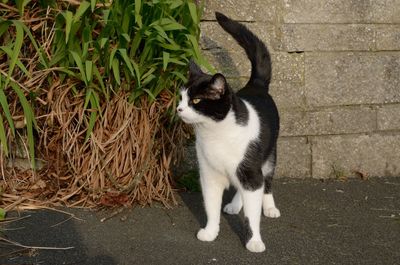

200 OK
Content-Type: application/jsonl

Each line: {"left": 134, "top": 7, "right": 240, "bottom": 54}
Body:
{"left": 262, "top": 153, "right": 281, "bottom": 218}
{"left": 223, "top": 190, "right": 243, "bottom": 215}
{"left": 263, "top": 191, "right": 280, "bottom": 218}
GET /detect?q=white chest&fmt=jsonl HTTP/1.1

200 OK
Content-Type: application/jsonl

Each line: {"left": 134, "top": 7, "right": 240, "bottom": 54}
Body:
{"left": 195, "top": 101, "right": 260, "bottom": 177}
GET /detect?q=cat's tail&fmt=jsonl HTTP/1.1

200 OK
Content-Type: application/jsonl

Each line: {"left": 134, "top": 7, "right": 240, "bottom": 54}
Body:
{"left": 215, "top": 12, "right": 271, "bottom": 90}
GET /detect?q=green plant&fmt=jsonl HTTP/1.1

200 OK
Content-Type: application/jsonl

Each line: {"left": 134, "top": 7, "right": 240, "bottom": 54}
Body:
{"left": 0, "top": 19, "right": 41, "bottom": 169}
{"left": 0, "top": 208, "right": 5, "bottom": 220}
{"left": 331, "top": 163, "right": 348, "bottom": 181}
{"left": 0, "top": 0, "right": 211, "bottom": 207}
{"left": 1, "top": 0, "right": 211, "bottom": 159}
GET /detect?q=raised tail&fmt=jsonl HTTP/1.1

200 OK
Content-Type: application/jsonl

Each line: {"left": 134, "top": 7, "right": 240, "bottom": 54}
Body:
{"left": 215, "top": 12, "right": 271, "bottom": 90}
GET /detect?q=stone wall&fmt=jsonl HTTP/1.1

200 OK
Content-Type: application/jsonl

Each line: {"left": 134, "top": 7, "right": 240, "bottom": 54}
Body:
{"left": 199, "top": 0, "right": 400, "bottom": 178}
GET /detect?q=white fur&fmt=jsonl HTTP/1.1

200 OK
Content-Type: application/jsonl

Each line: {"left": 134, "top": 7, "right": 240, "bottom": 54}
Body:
{"left": 223, "top": 191, "right": 242, "bottom": 214}
{"left": 178, "top": 89, "right": 279, "bottom": 252}
{"left": 263, "top": 193, "right": 280, "bottom": 218}
{"left": 261, "top": 159, "right": 274, "bottom": 177}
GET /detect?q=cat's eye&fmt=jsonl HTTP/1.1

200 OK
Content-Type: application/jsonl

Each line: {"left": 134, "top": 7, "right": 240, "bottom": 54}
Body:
{"left": 192, "top": 98, "right": 201, "bottom": 104}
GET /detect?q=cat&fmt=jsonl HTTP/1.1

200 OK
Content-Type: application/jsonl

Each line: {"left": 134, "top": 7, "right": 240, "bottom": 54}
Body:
{"left": 177, "top": 12, "right": 280, "bottom": 253}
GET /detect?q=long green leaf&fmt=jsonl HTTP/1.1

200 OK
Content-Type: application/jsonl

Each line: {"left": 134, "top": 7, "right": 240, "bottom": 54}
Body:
{"left": 118, "top": 48, "right": 134, "bottom": 76}
{"left": 92, "top": 64, "right": 108, "bottom": 100}
{"left": 74, "top": 1, "right": 91, "bottom": 22}
{"left": 0, "top": 115, "right": 9, "bottom": 155}
{"left": 0, "top": 21, "right": 11, "bottom": 39}
{"left": 0, "top": 46, "right": 30, "bottom": 77}
{"left": 5, "top": 21, "right": 24, "bottom": 89}
{"left": 85, "top": 60, "right": 93, "bottom": 83}
{"left": 83, "top": 88, "right": 92, "bottom": 110}
{"left": 172, "top": 71, "right": 188, "bottom": 83}
{"left": 141, "top": 67, "right": 156, "bottom": 80}
{"left": 170, "top": 0, "right": 183, "bottom": 9}
{"left": 0, "top": 89, "right": 15, "bottom": 136}
{"left": 0, "top": 208, "right": 5, "bottom": 220}
{"left": 187, "top": 2, "right": 199, "bottom": 24}
{"left": 186, "top": 34, "right": 200, "bottom": 59}
{"left": 70, "top": 51, "right": 87, "bottom": 84}
{"left": 16, "top": 0, "right": 31, "bottom": 16}
{"left": 85, "top": 111, "right": 97, "bottom": 143}
{"left": 112, "top": 58, "right": 121, "bottom": 85}
{"left": 131, "top": 59, "right": 141, "bottom": 87}
{"left": 63, "top": 11, "right": 73, "bottom": 44}
{"left": 10, "top": 82, "right": 36, "bottom": 170}
{"left": 142, "top": 73, "right": 155, "bottom": 85}
{"left": 162, "top": 51, "right": 170, "bottom": 71}
{"left": 91, "top": 0, "right": 97, "bottom": 12}
{"left": 84, "top": 90, "right": 100, "bottom": 142}
{"left": 109, "top": 48, "right": 118, "bottom": 69}
{"left": 143, "top": 88, "right": 156, "bottom": 101}
{"left": 134, "top": 0, "right": 142, "bottom": 27}
{"left": 19, "top": 22, "right": 48, "bottom": 68}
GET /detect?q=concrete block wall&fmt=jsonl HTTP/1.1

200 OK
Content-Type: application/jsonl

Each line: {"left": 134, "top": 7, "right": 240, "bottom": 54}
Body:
{"left": 199, "top": 0, "right": 400, "bottom": 178}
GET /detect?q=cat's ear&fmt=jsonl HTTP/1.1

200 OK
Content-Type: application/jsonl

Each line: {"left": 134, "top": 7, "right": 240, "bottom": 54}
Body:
{"left": 207, "top": 73, "right": 226, "bottom": 100}
{"left": 189, "top": 59, "right": 204, "bottom": 80}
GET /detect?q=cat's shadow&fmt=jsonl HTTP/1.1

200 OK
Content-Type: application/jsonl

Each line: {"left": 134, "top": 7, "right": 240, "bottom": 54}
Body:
{"left": 179, "top": 187, "right": 247, "bottom": 246}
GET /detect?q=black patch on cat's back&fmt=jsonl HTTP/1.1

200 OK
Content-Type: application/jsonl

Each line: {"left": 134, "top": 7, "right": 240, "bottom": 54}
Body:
{"left": 232, "top": 96, "right": 248, "bottom": 126}
{"left": 239, "top": 92, "right": 280, "bottom": 161}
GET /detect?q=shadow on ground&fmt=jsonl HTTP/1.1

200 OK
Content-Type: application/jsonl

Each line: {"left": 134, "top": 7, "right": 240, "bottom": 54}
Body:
{"left": 180, "top": 187, "right": 250, "bottom": 246}
{"left": 0, "top": 210, "right": 117, "bottom": 265}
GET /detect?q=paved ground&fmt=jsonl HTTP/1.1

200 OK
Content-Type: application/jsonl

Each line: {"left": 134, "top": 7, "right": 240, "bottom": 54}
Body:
{"left": 1, "top": 177, "right": 399, "bottom": 265}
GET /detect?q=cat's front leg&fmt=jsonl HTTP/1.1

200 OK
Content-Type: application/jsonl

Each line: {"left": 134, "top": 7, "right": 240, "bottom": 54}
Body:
{"left": 241, "top": 187, "right": 265, "bottom": 253}
{"left": 196, "top": 162, "right": 228, "bottom": 242}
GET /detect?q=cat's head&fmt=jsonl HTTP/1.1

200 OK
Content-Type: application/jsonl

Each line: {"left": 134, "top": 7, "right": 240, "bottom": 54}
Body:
{"left": 177, "top": 61, "right": 232, "bottom": 124}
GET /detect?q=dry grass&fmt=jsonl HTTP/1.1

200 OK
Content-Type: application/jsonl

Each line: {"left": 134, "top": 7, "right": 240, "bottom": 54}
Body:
{"left": 1, "top": 89, "right": 189, "bottom": 209}
{"left": 0, "top": 1, "right": 196, "bottom": 210}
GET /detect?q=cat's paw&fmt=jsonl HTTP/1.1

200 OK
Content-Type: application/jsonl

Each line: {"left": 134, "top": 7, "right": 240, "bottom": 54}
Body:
{"left": 223, "top": 203, "right": 242, "bottom": 215}
{"left": 263, "top": 207, "right": 281, "bottom": 218}
{"left": 197, "top": 228, "right": 218, "bottom": 242}
{"left": 246, "top": 240, "right": 266, "bottom": 253}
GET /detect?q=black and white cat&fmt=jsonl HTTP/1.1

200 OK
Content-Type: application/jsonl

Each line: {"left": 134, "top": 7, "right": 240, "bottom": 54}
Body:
{"left": 177, "top": 12, "right": 280, "bottom": 253}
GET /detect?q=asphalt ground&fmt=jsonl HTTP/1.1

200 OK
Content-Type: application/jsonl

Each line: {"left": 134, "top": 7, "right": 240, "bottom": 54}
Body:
{"left": 1, "top": 177, "right": 399, "bottom": 265}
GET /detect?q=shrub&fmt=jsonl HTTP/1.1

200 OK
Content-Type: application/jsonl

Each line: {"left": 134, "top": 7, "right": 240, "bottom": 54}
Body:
{"left": 0, "top": 0, "right": 211, "bottom": 208}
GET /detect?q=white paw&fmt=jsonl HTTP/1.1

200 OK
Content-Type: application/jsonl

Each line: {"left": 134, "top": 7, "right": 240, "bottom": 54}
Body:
{"left": 197, "top": 228, "right": 218, "bottom": 242}
{"left": 223, "top": 203, "right": 241, "bottom": 215}
{"left": 263, "top": 207, "right": 281, "bottom": 218}
{"left": 246, "top": 240, "right": 266, "bottom": 253}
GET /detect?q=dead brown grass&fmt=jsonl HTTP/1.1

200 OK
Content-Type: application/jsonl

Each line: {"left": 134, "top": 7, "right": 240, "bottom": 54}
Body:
{"left": 1, "top": 89, "right": 189, "bottom": 210}
{"left": 0, "top": 2, "right": 192, "bottom": 210}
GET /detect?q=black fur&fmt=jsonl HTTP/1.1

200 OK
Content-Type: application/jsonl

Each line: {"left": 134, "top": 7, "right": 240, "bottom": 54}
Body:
{"left": 243, "top": 217, "right": 253, "bottom": 244}
{"left": 232, "top": 96, "right": 249, "bottom": 126}
{"left": 186, "top": 80, "right": 231, "bottom": 122}
{"left": 187, "top": 61, "right": 248, "bottom": 124}
{"left": 236, "top": 141, "right": 264, "bottom": 190}
{"left": 215, "top": 12, "right": 272, "bottom": 89}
